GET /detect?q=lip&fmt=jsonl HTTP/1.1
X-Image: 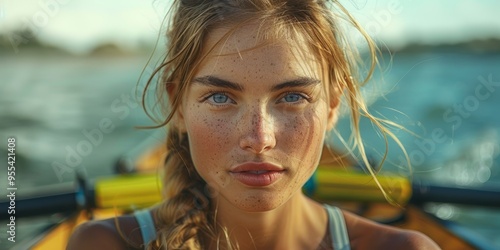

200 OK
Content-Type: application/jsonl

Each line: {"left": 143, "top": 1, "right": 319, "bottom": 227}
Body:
{"left": 230, "top": 162, "right": 284, "bottom": 173}
{"left": 229, "top": 162, "right": 285, "bottom": 187}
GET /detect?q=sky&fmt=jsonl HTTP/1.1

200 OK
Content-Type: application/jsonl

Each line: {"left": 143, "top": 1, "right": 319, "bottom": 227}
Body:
{"left": 1, "top": 0, "right": 500, "bottom": 54}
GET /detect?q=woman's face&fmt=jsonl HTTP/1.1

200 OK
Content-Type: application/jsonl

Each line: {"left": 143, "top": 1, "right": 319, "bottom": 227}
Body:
{"left": 176, "top": 24, "right": 338, "bottom": 212}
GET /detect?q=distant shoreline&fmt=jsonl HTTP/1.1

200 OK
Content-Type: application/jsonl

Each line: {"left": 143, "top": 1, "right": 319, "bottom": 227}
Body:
{"left": 383, "top": 38, "right": 500, "bottom": 54}
{"left": 1, "top": 32, "right": 499, "bottom": 56}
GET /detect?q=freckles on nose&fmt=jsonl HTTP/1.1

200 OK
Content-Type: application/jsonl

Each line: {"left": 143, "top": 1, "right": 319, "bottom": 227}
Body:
{"left": 252, "top": 112, "right": 273, "bottom": 135}
{"left": 239, "top": 109, "right": 277, "bottom": 152}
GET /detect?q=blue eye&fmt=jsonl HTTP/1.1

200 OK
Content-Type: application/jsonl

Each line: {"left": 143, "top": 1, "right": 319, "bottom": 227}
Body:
{"left": 210, "top": 93, "right": 229, "bottom": 103}
{"left": 283, "top": 93, "right": 302, "bottom": 103}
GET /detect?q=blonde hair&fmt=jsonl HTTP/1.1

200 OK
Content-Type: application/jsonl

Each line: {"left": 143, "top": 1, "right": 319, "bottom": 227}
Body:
{"left": 141, "top": 0, "right": 408, "bottom": 249}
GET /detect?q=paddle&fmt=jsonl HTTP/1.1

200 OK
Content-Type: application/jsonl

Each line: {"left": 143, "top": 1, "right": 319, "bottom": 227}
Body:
{"left": 2, "top": 167, "right": 500, "bottom": 220}
{"left": 306, "top": 168, "right": 500, "bottom": 208}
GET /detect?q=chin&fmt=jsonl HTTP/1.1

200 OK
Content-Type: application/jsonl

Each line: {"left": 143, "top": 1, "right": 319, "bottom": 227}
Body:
{"left": 226, "top": 191, "right": 291, "bottom": 213}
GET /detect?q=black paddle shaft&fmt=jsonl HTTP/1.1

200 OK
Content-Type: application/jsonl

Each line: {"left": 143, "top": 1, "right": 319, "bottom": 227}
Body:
{"left": 410, "top": 184, "right": 500, "bottom": 208}
{"left": 1, "top": 191, "right": 77, "bottom": 219}
{"left": 0, "top": 175, "right": 95, "bottom": 220}
{"left": 0, "top": 189, "right": 97, "bottom": 220}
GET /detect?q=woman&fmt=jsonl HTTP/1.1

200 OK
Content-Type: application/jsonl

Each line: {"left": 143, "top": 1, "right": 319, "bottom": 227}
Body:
{"left": 68, "top": 0, "right": 439, "bottom": 249}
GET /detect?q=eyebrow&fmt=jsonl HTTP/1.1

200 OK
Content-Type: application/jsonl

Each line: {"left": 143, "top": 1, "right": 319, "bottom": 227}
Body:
{"left": 271, "top": 77, "right": 321, "bottom": 91}
{"left": 193, "top": 76, "right": 244, "bottom": 91}
{"left": 193, "top": 76, "right": 320, "bottom": 91}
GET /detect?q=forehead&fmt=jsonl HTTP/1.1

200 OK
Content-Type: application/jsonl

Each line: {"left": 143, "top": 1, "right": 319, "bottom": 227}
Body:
{"left": 197, "top": 23, "right": 322, "bottom": 80}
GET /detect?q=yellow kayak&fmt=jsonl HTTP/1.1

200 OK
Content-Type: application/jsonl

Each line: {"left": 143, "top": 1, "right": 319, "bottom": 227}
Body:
{"left": 14, "top": 145, "right": 487, "bottom": 249}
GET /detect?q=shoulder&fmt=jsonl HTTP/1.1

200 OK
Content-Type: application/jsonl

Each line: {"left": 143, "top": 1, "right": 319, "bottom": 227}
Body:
{"left": 341, "top": 210, "right": 440, "bottom": 250}
{"left": 389, "top": 229, "right": 441, "bottom": 250}
{"left": 66, "top": 214, "right": 144, "bottom": 250}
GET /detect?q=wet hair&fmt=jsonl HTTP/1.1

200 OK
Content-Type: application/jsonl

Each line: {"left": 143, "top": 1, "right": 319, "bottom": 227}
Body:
{"left": 141, "top": 0, "right": 408, "bottom": 249}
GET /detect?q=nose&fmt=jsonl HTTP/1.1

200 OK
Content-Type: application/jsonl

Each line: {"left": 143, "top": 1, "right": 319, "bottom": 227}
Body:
{"left": 239, "top": 108, "right": 277, "bottom": 154}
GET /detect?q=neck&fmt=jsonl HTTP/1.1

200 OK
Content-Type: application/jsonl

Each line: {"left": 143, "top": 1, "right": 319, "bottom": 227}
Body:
{"left": 208, "top": 193, "right": 327, "bottom": 250}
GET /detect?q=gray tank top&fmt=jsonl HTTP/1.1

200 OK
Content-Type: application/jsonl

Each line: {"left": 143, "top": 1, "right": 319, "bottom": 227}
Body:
{"left": 134, "top": 204, "right": 350, "bottom": 249}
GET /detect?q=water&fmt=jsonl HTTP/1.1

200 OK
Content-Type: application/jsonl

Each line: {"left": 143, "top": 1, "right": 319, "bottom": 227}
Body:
{"left": 0, "top": 49, "right": 160, "bottom": 248}
{"left": 0, "top": 48, "right": 499, "bottom": 249}
{"left": 336, "top": 50, "right": 500, "bottom": 247}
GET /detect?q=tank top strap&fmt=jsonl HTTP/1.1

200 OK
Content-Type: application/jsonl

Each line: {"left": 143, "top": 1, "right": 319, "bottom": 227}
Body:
{"left": 134, "top": 206, "right": 349, "bottom": 249}
{"left": 324, "top": 204, "right": 351, "bottom": 250}
{"left": 133, "top": 209, "right": 157, "bottom": 250}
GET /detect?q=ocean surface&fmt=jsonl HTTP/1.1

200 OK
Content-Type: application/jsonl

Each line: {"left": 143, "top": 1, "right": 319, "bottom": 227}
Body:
{"left": 0, "top": 48, "right": 499, "bottom": 249}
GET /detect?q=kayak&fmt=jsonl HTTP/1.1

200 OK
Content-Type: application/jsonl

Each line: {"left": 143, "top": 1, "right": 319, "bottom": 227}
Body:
{"left": 29, "top": 204, "right": 477, "bottom": 250}
{"left": 6, "top": 145, "right": 493, "bottom": 249}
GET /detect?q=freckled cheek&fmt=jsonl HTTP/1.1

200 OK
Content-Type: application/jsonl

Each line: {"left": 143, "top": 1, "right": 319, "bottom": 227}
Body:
{"left": 186, "top": 115, "right": 234, "bottom": 164}
{"left": 280, "top": 112, "right": 325, "bottom": 164}
{"left": 185, "top": 115, "right": 236, "bottom": 189}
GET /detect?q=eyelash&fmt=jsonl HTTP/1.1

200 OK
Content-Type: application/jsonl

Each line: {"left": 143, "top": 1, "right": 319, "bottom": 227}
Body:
{"left": 200, "top": 91, "right": 312, "bottom": 106}
{"left": 278, "top": 92, "right": 311, "bottom": 104}
{"left": 201, "top": 91, "right": 235, "bottom": 106}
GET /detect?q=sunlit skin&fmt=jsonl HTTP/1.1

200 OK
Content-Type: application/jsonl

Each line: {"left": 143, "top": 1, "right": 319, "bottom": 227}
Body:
{"left": 67, "top": 22, "right": 440, "bottom": 250}
{"left": 174, "top": 24, "right": 338, "bottom": 249}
